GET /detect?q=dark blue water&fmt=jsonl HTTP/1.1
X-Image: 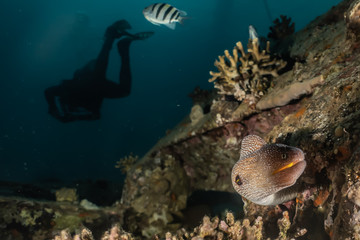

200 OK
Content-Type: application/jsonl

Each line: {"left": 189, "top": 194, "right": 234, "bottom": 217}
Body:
{"left": 0, "top": 0, "right": 342, "bottom": 183}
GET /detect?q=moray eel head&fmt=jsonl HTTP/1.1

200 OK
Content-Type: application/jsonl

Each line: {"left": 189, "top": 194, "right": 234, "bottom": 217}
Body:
{"left": 231, "top": 135, "right": 306, "bottom": 205}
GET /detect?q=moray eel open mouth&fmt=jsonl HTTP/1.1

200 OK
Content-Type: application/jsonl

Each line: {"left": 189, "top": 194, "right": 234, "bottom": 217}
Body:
{"left": 270, "top": 150, "right": 306, "bottom": 188}
{"left": 272, "top": 158, "right": 305, "bottom": 175}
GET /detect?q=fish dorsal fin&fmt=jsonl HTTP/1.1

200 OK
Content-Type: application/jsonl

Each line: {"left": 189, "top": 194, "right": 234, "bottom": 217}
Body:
{"left": 240, "top": 135, "right": 266, "bottom": 159}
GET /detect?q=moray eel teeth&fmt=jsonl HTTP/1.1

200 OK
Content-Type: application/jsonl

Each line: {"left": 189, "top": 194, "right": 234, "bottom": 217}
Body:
{"left": 231, "top": 135, "right": 306, "bottom": 205}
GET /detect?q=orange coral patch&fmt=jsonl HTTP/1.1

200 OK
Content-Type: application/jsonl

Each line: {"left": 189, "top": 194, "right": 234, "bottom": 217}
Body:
{"left": 343, "top": 85, "right": 353, "bottom": 92}
{"left": 78, "top": 212, "right": 91, "bottom": 218}
{"left": 324, "top": 44, "right": 332, "bottom": 50}
{"left": 351, "top": 42, "right": 360, "bottom": 50}
{"left": 336, "top": 145, "right": 352, "bottom": 161}
{"left": 295, "top": 107, "right": 306, "bottom": 118}
{"left": 314, "top": 189, "right": 330, "bottom": 207}
{"left": 331, "top": 53, "right": 345, "bottom": 64}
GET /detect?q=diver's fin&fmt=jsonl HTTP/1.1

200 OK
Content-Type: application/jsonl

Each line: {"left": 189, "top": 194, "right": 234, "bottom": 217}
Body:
{"left": 165, "top": 22, "right": 176, "bottom": 30}
{"left": 178, "top": 15, "right": 191, "bottom": 25}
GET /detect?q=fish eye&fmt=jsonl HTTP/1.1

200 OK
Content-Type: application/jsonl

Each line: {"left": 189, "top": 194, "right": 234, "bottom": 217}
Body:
{"left": 281, "top": 153, "right": 287, "bottom": 159}
{"left": 235, "top": 175, "right": 242, "bottom": 186}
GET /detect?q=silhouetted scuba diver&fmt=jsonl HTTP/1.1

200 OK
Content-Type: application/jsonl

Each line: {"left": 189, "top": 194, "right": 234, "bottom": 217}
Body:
{"left": 45, "top": 20, "right": 154, "bottom": 122}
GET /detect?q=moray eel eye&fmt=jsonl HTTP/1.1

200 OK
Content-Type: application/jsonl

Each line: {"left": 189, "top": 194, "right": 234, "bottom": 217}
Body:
{"left": 281, "top": 153, "right": 287, "bottom": 159}
{"left": 235, "top": 175, "right": 242, "bottom": 186}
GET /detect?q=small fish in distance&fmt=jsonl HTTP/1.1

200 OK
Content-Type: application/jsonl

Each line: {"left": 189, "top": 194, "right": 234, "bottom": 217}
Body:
{"left": 143, "top": 3, "right": 187, "bottom": 30}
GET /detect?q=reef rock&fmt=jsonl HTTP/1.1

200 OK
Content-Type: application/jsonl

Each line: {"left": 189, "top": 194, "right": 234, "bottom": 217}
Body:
{"left": 119, "top": 0, "right": 360, "bottom": 238}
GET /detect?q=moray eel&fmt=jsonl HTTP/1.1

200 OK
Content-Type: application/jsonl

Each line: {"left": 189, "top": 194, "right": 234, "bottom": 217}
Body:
{"left": 231, "top": 135, "right": 306, "bottom": 205}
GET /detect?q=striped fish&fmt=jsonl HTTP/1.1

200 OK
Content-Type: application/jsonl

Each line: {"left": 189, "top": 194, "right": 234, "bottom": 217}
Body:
{"left": 143, "top": 3, "right": 187, "bottom": 30}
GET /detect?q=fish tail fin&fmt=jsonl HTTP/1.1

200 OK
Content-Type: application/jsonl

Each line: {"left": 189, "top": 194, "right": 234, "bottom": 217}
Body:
{"left": 178, "top": 16, "right": 190, "bottom": 25}
{"left": 179, "top": 10, "right": 187, "bottom": 16}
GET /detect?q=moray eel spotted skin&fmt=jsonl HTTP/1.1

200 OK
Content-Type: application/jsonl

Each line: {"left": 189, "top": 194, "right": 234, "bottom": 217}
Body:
{"left": 231, "top": 135, "right": 306, "bottom": 205}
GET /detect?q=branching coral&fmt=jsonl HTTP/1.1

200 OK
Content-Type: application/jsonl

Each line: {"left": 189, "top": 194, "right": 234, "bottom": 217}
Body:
{"left": 161, "top": 212, "right": 307, "bottom": 240}
{"left": 54, "top": 228, "right": 94, "bottom": 240}
{"left": 268, "top": 15, "right": 295, "bottom": 40}
{"left": 115, "top": 153, "right": 139, "bottom": 174}
{"left": 52, "top": 212, "right": 309, "bottom": 240}
{"left": 209, "top": 39, "right": 287, "bottom": 104}
{"left": 159, "top": 213, "right": 264, "bottom": 240}
{"left": 53, "top": 225, "right": 135, "bottom": 240}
